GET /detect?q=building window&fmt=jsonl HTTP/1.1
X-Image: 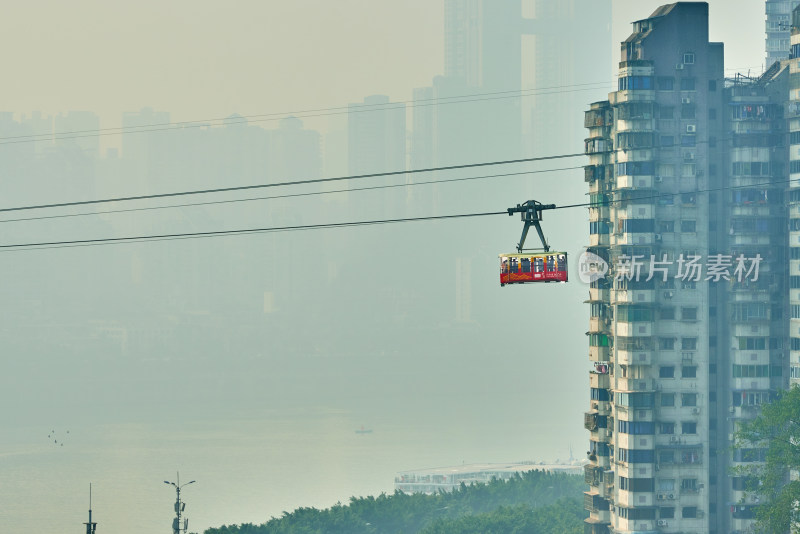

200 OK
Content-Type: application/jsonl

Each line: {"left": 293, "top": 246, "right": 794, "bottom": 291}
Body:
{"left": 681, "top": 478, "right": 698, "bottom": 491}
{"left": 659, "top": 337, "right": 676, "bottom": 350}
{"left": 683, "top": 52, "right": 695, "bottom": 65}
{"left": 681, "top": 104, "right": 696, "bottom": 119}
{"left": 658, "top": 220, "right": 675, "bottom": 233}
{"left": 659, "top": 422, "right": 675, "bottom": 434}
{"left": 681, "top": 337, "right": 697, "bottom": 350}
{"left": 682, "top": 422, "right": 697, "bottom": 434}
{"left": 708, "top": 79, "right": 717, "bottom": 91}
{"left": 682, "top": 506, "right": 698, "bottom": 518}
{"left": 658, "top": 77, "right": 675, "bottom": 91}
{"left": 681, "top": 393, "right": 697, "bottom": 407}
{"left": 661, "top": 393, "right": 675, "bottom": 407}
{"left": 659, "top": 308, "right": 675, "bottom": 320}
{"left": 660, "top": 507, "right": 675, "bottom": 519}
{"left": 681, "top": 307, "right": 698, "bottom": 320}
{"left": 682, "top": 365, "right": 698, "bottom": 378}
{"left": 659, "top": 366, "right": 675, "bottom": 378}
{"left": 680, "top": 78, "right": 696, "bottom": 91}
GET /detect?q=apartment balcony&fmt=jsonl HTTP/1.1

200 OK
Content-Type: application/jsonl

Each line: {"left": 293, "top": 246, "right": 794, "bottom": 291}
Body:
{"left": 589, "top": 286, "right": 609, "bottom": 302}
{"left": 614, "top": 232, "right": 655, "bottom": 246}
{"left": 731, "top": 205, "right": 772, "bottom": 217}
{"left": 614, "top": 517, "right": 654, "bottom": 533}
{"left": 584, "top": 109, "right": 611, "bottom": 129}
{"left": 616, "top": 377, "right": 653, "bottom": 391}
{"left": 790, "top": 203, "right": 800, "bottom": 218}
{"left": 610, "top": 89, "right": 655, "bottom": 105}
{"left": 615, "top": 462, "right": 654, "bottom": 480}
{"left": 730, "top": 233, "right": 772, "bottom": 246}
{"left": 584, "top": 492, "right": 611, "bottom": 514}
{"left": 615, "top": 118, "right": 655, "bottom": 132}
{"left": 732, "top": 322, "right": 770, "bottom": 337}
{"left": 730, "top": 404, "right": 762, "bottom": 420}
{"left": 731, "top": 289, "right": 770, "bottom": 302}
{"left": 615, "top": 490, "right": 654, "bottom": 508}
{"left": 617, "top": 349, "right": 652, "bottom": 366}
{"left": 589, "top": 233, "right": 611, "bottom": 247}
{"left": 732, "top": 377, "right": 770, "bottom": 390}
{"left": 589, "top": 345, "right": 612, "bottom": 362}
{"left": 615, "top": 174, "right": 654, "bottom": 189}
{"left": 615, "top": 321, "right": 652, "bottom": 337}
{"left": 589, "top": 316, "right": 610, "bottom": 333}
{"left": 590, "top": 399, "right": 611, "bottom": 415}
{"left": 730, "top": 175, "right": 773, "bottom": 188}
{"left": 590, "top": 371, "right": 611, "bottom": 389}
{"left": 613, "top": 288, "right": 654, "bottom": 304}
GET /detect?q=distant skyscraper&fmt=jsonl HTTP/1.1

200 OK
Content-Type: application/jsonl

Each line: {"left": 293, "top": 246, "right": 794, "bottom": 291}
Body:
{"left": 54, "top": 111, "right": 100, "bottom": 156}
{"left": 266, "top": 116, "right": 321, "bottom": 184}
{"left": 766, "top": 0, "right": 799, "bottom": 62}
{"left": 347, "top": 95, "right": 406, "bottom": 213}
{"left": 347, "top": 95, "right": 406, "bottom": 176}
{"left": 526, "top": 0, "right": 612, "bottom": 158}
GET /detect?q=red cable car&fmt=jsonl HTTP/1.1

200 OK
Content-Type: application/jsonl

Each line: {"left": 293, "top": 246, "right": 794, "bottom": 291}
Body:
{"left": 500, "top": 200, "right": 568, "bottom": 286}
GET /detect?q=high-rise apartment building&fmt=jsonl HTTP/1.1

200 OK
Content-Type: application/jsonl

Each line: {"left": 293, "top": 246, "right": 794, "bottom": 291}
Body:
{"left": 790, "top": 0, "right": 800, "bottom": 393}
{"left": 584, "top": 3, "right": 790, "bottom": 533}
{"left": 766, "top": 0, "right": 800, "bottom": 63}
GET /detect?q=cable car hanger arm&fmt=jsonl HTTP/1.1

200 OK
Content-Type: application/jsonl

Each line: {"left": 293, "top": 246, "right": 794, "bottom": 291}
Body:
{"left": 507, "top": 200, "right": 556, "bottom": 252}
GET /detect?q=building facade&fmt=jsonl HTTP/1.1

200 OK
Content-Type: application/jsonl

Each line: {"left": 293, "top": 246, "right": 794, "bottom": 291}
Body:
{"left": 584, "top": 3, "right": 790, "bottom": 533}
{"left": 767, "top": 0, "right": 800, "bottom": 63}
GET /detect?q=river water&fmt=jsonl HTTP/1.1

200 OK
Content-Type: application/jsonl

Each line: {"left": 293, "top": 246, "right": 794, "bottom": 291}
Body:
{"left": 0, "top": 406, "right": 565, "bottom": 534}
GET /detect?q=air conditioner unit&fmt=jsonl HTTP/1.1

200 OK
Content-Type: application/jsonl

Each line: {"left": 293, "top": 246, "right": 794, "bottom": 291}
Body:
{"left": 676, "top": 63, "right": 685, "bottom": 70}
{"left": 657, "top": 519, "right": 668, "bottom": 526}
{"left": 655, "top": 175, "right": 663, "bottom": 183}
{"left": 681, "top": 97, "right": 692, "bottom": 104}
{"left": 606, "top": 429, "right": 613, "bottom": 438}
{"left": 670, "top": 435, "right": 680, "bottom": 443}
{"left": 664, "top": 291, "right": 674, "bottom": 299}
{"left": 657, "top": 493, "right": 666, "bottom": 500}
{"left": 668, "top": 493, "right": 675, "bottom": 499}
{"left": 692, "top": 407, "right": 701, "bottom": 414}
{"left": 655, "top": 234, "right": 662, "bottom": 241}
{"left": 684, "top": 152, "right": 696, "bottom": 160}
{"left": 686, "top": 124, "right": 697, "bottom": 133}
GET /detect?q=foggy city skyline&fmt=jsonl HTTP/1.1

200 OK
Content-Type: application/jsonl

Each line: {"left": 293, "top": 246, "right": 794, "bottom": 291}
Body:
{"left": 0, "top": 1, "right": 787, "bottom": 534}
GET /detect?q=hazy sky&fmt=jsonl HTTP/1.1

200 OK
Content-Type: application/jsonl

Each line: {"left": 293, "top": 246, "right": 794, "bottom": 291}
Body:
{"left": 1, "top": 1, "right": 765, "bottom": 132}
{"left": 0, "top": 1, "right": 778, "bottom": 532}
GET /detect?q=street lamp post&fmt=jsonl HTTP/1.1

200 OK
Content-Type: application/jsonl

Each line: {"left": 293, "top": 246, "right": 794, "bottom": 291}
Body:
{"left": 164, "top": 473, "right": 195, "bottom": 534}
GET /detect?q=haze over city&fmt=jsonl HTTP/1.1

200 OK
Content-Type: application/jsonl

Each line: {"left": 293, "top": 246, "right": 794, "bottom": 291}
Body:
{"left": 0, "top": 2, "right": 789, "bottom": 534}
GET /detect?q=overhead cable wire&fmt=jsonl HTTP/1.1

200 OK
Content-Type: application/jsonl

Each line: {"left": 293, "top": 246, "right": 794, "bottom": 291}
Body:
{"left": 0, "top": 152, "right": 585, "bottom": 214}
{"left": 0, "top": 211, "right": 508, "bottom": 252}
{"left": 0, "top": 165, "right": 586, "bottom": 224}
{"left": 4, "top": 173, "right": 799, "bottom": 252}
{"left": 0, "top": 63, "right": 767, "bottom": 146}
{"left": 0, "top": 81, "right": 620, "bottom": 145}
{"left": 0, "top": 128, "right": 783, "bottom": 217}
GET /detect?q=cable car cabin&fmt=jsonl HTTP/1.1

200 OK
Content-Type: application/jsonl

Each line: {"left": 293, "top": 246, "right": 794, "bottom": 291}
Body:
{"left": 499, "top": 252, "right": 568, "bottom": 286}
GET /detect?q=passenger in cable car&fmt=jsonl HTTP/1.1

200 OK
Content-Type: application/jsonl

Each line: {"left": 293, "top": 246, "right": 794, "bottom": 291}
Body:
{"left": 547, "top": 255, "right": 556, "bottom": 272}
{"left": 558, "top": 254, "right": 567, "bottom": 272}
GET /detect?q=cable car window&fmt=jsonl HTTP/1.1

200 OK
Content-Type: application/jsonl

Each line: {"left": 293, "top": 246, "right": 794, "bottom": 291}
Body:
{"left": 501, "top": 258, "right": 509, "bottom": 274}
{"left": 547, "top": 255, "right": 556, "bottom": 272}
{"left": 510, "top": 258, "right": 519, "bottom": 273}
{"left": 558, "top": 254, "right": 567, "bottom": 272}
{"left": 521, "top": 258, "right": 531, "bottom": 273}
{"left": 534, "top": 257, "right": 544, "bottom": 273}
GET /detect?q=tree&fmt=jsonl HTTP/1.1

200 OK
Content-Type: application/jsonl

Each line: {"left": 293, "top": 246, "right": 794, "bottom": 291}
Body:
{"left": 733, "top": 384, "right": 800, "bottom": 533}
